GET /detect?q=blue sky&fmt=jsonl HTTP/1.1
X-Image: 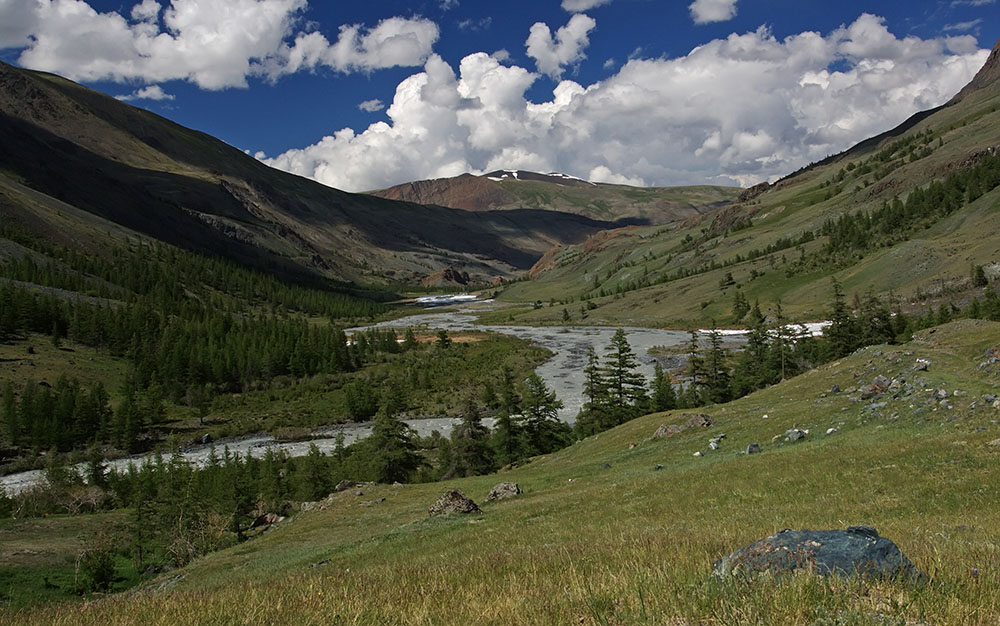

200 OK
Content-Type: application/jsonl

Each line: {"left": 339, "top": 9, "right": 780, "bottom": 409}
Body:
{"left": 1, "top": 0, "right": 997, "bottom": 190}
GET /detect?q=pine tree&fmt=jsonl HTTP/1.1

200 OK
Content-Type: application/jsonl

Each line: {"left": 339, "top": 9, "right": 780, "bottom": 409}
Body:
{"left": 731, "top": 319, "right": 775, "bottom": 397}
{"left": 491, "top": 366, "right": 525, "bottom": 466}
{"left": 451, "top": 399, "right": 495, "bottom": 477}
{"left": 685, "top": 330, "right": 707, "bottom": 405}
{"left": 651, "top": 362, "right": 677, "bottom": 412}
{"left": 602, "top": 328, "right": 647, "bottom": 419}
{"left": 1, "top": 380, "right": 17, "bottom": 446}
{"left": 519, "top": 373, "right": 571, "bottom": 456}
{"left": 365, "top": 397, "right": 422, "bottom": 484}
{"left": 825, "top": 278, "right": 857, "bottom": 358}
{"left": 704, "top": 328, "right": 732, "bottom": 404}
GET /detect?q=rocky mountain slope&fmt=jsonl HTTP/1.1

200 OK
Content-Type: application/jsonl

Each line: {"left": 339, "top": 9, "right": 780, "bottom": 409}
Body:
{"left": 0, "top": 62, "right": 655, "bottom": 287}
{"left": 369, "top": 169, "right": 739, "bottom": 224}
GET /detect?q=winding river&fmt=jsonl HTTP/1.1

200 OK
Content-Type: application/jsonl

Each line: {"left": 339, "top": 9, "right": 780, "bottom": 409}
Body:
{"left": 1, "top": 299, "right": 745, "bottom": 494}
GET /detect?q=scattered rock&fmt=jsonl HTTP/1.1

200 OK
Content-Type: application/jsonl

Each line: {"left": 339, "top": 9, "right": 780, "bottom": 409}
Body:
{"left": 685, "top": 413, "right": 714, "bottom": 428}
{"left": 785, "top": 429, "right": 809, "bottom": 443}
{"left": 200, "top": 433, "right": 213, "bottom": 445}
{"left": 601, "top": 463, "right": 611, "bottom": 469}
{"left": 988, "top": 439, "right": 1000, "bottom": 448}
{"left": 913, "top": 359, "right": 930, "bottom": 372}
{"left": 354, "top": 490, "right": 364, "bottom": 497}
{"left": 428, "top": 490, "right": 482, "bottom": 515}
{"left": 826, "top": 428, "right": 838, "bottom": 436}
{"left": 831, "top": 384, "right": 840, "bottom": 394}
{"left": 654, "top": 464, "right": 664, "bottom": 471}
{"left": 746, "top": 443, "right": 761, "bottom": 454}
{"left": 935, "top": 389, "right": 949, "bottom": 400}
{"left": 713, "top": 526, "right": 925, "bottom": 581}
{"left": 628, "top": 442, "right": 637, "bottom": 450}
{"left": 709, "top": 441, "right": 719, "bottom": 450}
{"left": 693, "top": 451, "right": 704, "bottom": 457}
{"left": 652, "top": 424, "right": 674, "bottom": 439}
{"left": 485, "top": 482, "right": 521, "bottom": 502}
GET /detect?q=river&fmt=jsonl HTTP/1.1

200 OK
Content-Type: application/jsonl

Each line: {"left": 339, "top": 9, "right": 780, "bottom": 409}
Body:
{"left": 1, "top": 299, "right": 745, "bottom": 494}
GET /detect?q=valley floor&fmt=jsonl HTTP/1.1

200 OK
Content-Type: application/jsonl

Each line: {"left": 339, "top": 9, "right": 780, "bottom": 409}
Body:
{"left": 6, "top": 320, "right": 1000, "bottom": 625}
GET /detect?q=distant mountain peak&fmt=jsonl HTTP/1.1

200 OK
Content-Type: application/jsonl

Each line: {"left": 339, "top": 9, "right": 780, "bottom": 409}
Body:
{"left": 481, "top": 169, "right": 597, "bottom": 186}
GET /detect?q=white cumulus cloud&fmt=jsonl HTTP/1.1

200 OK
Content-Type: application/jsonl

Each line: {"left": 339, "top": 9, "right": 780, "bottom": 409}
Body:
{"left": 0, "top": 1, "right": 438, "bottom": 89}
{"left": 689, "top": 0, "right": 738, "bottom": 24}
{"left": 561, "top": 0, "right": 612, "bottom": 12}
{"left": 116, "top": 84, "right": 175, "bottom": 101}
{"left": 358, "top": 98, "right": 385, "bottom": 112}
{"left": 261, "top": 14, "right": 989, "bottom": 194}
{"left": 525, "top": 13, "right": 597, "bottom": 79}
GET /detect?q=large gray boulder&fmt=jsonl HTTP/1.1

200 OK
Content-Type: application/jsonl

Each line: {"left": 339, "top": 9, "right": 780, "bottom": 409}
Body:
{"left": 428, "top": 489, "right": 482, "bottom": 515}
{"left": 713, "top": 526, "right": 924, "bottom": 581}
{"left": 485, "top": 482, "right": 521, "bottom": 502}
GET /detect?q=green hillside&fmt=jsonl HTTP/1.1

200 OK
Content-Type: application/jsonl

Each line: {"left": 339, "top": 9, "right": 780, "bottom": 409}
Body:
{"left": 8, "top": 320, "right": 1000, "bottom": 625}
{"left": 496, "top": 46, "right": 1000, "bottom": 327}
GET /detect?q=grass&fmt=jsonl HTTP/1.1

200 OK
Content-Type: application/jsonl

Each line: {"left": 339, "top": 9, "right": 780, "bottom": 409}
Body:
{"left": 6, "top": 319, "right": 1000, "bottom": 624}
{"left": 0, "top": 335, "right": 129, "bottom": 395}
{"left": 0, "top": 511, "right": 137, "bottom": 612}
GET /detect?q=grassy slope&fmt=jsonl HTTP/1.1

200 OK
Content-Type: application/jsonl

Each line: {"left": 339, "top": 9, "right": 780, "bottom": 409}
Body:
{"left": 10, "top": 320, "right": 1000, "bottom": 625}
{"left": 498, "top": 83, "right": 1000, "bottom": 327}
{"left": 0, "top": 512, "right": 137, "bottom": 612}
{"left": 495, "top": 180, "right": 739, "bottom": 223}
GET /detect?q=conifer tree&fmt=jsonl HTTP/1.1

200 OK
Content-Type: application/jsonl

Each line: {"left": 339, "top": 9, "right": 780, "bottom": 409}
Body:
{"left": 365, "top": 393, "right": 422, "bottom": 484}
{"left": 491, "top": 366, "right": 525, "bottom": 466}
{"left": 451, "top": 399, "right": 494, "bottom": 477}
{"left": 519, "top": 373, "right": 571, "bottom": 455}
{"left": 704, "top": 328, "right": 733, "bottom": 404}
{"left": 825, "top": 278, "right": 857, "bottom": 358}
{"left": 651, "top": 362, "right": 677, "bottom": 412}
{"left": 602, "top": 328, "right": 647, "bottom": 418}
{"left": 2, "top": 381, "right": 17, "bottom": 446}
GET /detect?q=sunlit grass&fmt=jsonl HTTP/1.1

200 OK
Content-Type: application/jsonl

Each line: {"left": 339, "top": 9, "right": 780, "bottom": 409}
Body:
{"left": 7, "top": 320, "right": 1000, "bottom": 625}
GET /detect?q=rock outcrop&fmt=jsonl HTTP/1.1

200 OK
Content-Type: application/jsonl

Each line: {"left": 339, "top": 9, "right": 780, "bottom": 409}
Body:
{"left": 485, "top": 482, "right": 522, "bottom": 502}
{"left": 714, "top": 526, "right": 924, "bottom": 581}
{"left": 428, "top": 490, "right": 482, "bottom": 515}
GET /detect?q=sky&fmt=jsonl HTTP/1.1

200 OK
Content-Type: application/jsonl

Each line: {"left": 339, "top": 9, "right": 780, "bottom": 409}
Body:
{"left": 1, "top": 1, "right": 998, "bottom": 192}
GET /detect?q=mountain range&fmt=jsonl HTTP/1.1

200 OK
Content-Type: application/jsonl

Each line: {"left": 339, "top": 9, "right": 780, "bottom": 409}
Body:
{"left": 1, "top": 61, "right": 711, "bottom": 288}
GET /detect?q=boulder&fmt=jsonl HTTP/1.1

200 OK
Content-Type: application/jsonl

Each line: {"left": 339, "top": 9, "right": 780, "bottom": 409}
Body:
{"left": 785, "top": 428, "right": 809, "bottom": 442}
{"left": 653, "top": 423, "right": 682, "bottom": 438}
{"left": 872, "top": 376, "right": 891, "bottom": 392}
{"left": 200, "top": 433, "right": 213, "bottom": 445}
{"left": 746, "top": 443, "right": 761, "bottom": 454}
{"left": 485, "top": 482, "right": 521, "bottom": 502}
{"left": 686, "top": 413, "right": 714, "bottom": 428}
{"left": 335, "top": 480, "right": 362, "bottom": 492}
{"left": 713, "top": 526, "right": 924, "bottom": 580}
{"left": 428, "top": 489, "right": 482, "bottom": 515}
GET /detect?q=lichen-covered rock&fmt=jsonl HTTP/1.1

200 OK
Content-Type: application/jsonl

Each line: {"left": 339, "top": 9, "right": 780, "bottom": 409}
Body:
{"left": 428, "top": 489, "right": 482, "bottom": 515}
{"left": 713, "top": 526, "right": 924, "bottom": 581}
{"left": 485, "top": 482, "right": 521, "bottom": 502}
